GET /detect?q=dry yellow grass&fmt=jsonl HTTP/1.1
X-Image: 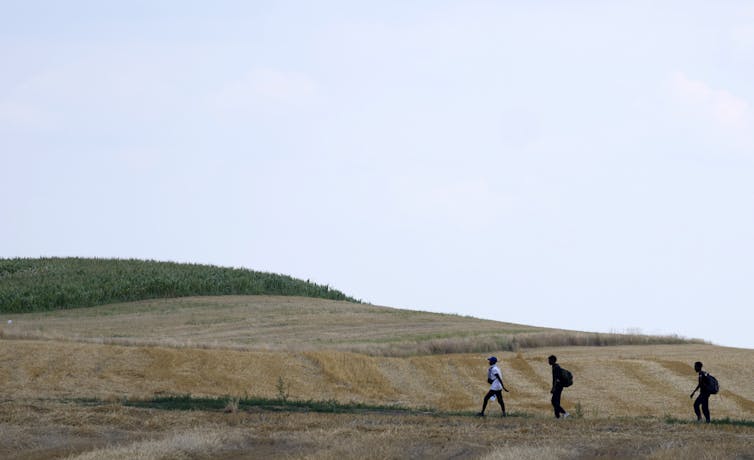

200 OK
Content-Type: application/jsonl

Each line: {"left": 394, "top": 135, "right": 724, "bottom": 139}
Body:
{"left": 66, "top": 428, "right": 243, "bottom": 460}
{"left": 0, "top": 295, "right": 751, "bottom": 458}
{"left": 0, "top": 339, "right": 751, "bottom": 419}
{"left": 0, "top": 401, "right": 752, "bottom": 459}
{"left": 0, "top": 296, "right": 693, "bottom": 356}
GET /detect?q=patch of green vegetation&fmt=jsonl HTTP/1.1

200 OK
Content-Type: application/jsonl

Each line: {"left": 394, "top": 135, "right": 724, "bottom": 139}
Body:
{"left": 663, "top": 415, "right": 754, "bottom": 428}
{"left": 0, "top": 257, "right": 359, "bottom": 313}
{"left": 124, "top": 394, "right": 427, "bottom": 415}
{"left": 120, "top": 394, "right": 538, "bottom": 418}
{"left": 711, "top": 418, "right": 754, "bottom": 428}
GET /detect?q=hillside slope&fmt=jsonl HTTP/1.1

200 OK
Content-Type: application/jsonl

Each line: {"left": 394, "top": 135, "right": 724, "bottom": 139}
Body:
{"left": 0, "top": 258, "right": 356, "bottom": 312}
{"left": 0, "top": 264, "right": 750, "bottom": 459}
{"left": 1, "top": 340, "right": 751, "bottom": 420}
{"left": 0, "top": 295, "right": 696, "bottom": 356}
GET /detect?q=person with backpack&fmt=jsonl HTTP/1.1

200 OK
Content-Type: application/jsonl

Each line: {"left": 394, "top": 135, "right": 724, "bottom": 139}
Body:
{"left": 548, "top": 355, "right": 570, "bottom": 419}
{"left": 690, "top": 361, "right": 716, "bottom": 423}
{"left": 477, "top": 356, "right": 509, "bottom": 417}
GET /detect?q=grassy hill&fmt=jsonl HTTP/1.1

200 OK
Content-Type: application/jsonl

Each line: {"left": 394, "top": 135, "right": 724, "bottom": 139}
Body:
{"left": 0, "top": 260, "right": 751, "bottom": 459}
{"left": 1, "top": 295, "right": 699, "bottom": 356}
{"left": 0, "top": 258, "right": 699, "bottom": 354}
{"left": 0, "top": 257, "right": 357, "bottom": 313}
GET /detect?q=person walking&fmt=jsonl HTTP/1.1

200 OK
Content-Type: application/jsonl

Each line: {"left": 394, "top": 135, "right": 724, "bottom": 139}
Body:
{"left": 477, "top": 356, "right": 509, "bottom": 416}
{"left": 548, "top": 355, "right": 569, "bottom": 419}
{"left": 690, "top": 361, "right": 712, "bottom": 423}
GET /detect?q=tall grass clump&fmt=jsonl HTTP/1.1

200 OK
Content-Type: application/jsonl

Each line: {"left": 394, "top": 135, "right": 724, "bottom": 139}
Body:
{"left": 345, "top": 332, "right": 701, "bottom": 357}
{"left": 0, "top": 257, "right": 358, "bottom": 313}
{"left": 508, "top": 331, "right": 701, "bottom": 349}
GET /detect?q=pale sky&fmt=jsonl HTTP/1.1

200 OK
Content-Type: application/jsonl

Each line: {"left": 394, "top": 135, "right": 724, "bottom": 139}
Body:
{"left": 2, "top": 1, "right": 753, "bottom": 348}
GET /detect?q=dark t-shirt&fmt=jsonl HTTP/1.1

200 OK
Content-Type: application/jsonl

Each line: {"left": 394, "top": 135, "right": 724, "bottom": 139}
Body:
{"left": 552, "top": 364, "right": 562, "bottom": 388}
{"left": 699, "top": 371, "right": 711, "bottom": 395}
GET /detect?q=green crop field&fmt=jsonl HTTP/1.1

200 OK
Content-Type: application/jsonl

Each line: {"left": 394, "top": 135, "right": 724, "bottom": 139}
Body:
{"left": 0, "top": 257, "right": 357, "bottom": 313}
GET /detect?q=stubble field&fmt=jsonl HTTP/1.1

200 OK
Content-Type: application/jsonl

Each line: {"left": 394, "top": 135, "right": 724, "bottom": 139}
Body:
{"left": 4, "top": 401, "right": 754, "bottom": 460}
{"left": 1, "top": 296, "right": 752, "bottom": 459}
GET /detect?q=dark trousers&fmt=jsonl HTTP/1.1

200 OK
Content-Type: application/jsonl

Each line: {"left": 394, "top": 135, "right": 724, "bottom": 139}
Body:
{"left": 694, "top": 392, "right": 711, "bottom": 422}
{"left": 481, "top": 390, "right": 505, "bottom": 414}
{"left": 551, "top": 385, "right": 567, "bottom": 418}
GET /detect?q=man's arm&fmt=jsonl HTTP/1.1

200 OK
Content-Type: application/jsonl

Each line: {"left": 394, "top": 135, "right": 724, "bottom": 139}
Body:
{"left": 551, "top": 365, "right": 558, "bottom": 393}
{"left": 495, "top": 373, "right": 509, "bottom": 392}
{"left": 690, "top": 374, "right": 701, "bottom": 398}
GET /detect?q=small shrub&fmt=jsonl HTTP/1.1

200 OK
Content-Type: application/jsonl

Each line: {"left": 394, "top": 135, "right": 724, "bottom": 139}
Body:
{"left": 574, "top": 402, "right": 584, "bottom": 419}
{"left": 224, "top": 397, "right": 240, "bottom": 414}
{"left": 276, "top": 376, "right": 289, "bottom": 402}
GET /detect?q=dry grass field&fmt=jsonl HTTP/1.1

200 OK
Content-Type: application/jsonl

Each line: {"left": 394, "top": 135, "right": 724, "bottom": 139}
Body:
{"left": 0, "top": 295, "right": 752, "bottom": 459}
{"left": 2, "top": 402, "right": 753, "bottom": 460}
{"left": 0, "top": 296, "right": 695, "bottom": 355}
{"left": 0, "top": 296, "right": 543, "bottom": 355}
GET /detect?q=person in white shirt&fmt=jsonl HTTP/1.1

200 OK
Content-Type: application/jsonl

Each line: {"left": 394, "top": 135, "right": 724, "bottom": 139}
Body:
{"left": 477, "top": 356, "right": 509, "bottom": 416}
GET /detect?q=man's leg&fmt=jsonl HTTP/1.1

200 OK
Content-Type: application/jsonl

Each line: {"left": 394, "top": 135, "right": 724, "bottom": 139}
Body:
{"left": 694, "top": 394, "right": 703, "bottom": 421}
{"left": 551, "top": 386, "right": 564, "bottom": 418}
{"left": 495, "top": 390, "right": 506, "bottom": 415}
{"left": 701, "top": 393, "right": 711, "bottom": 422}
{"left": 479, "top": 390, "right": 494, "bottom": 415}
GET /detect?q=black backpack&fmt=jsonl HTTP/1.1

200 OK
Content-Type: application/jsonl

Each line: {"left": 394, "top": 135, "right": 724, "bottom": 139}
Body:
{"left": 559, "top": 367, "right": 573, "bottom": 387}
{"left": 703, "top": 372, "right": 720, "bottom": 394}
